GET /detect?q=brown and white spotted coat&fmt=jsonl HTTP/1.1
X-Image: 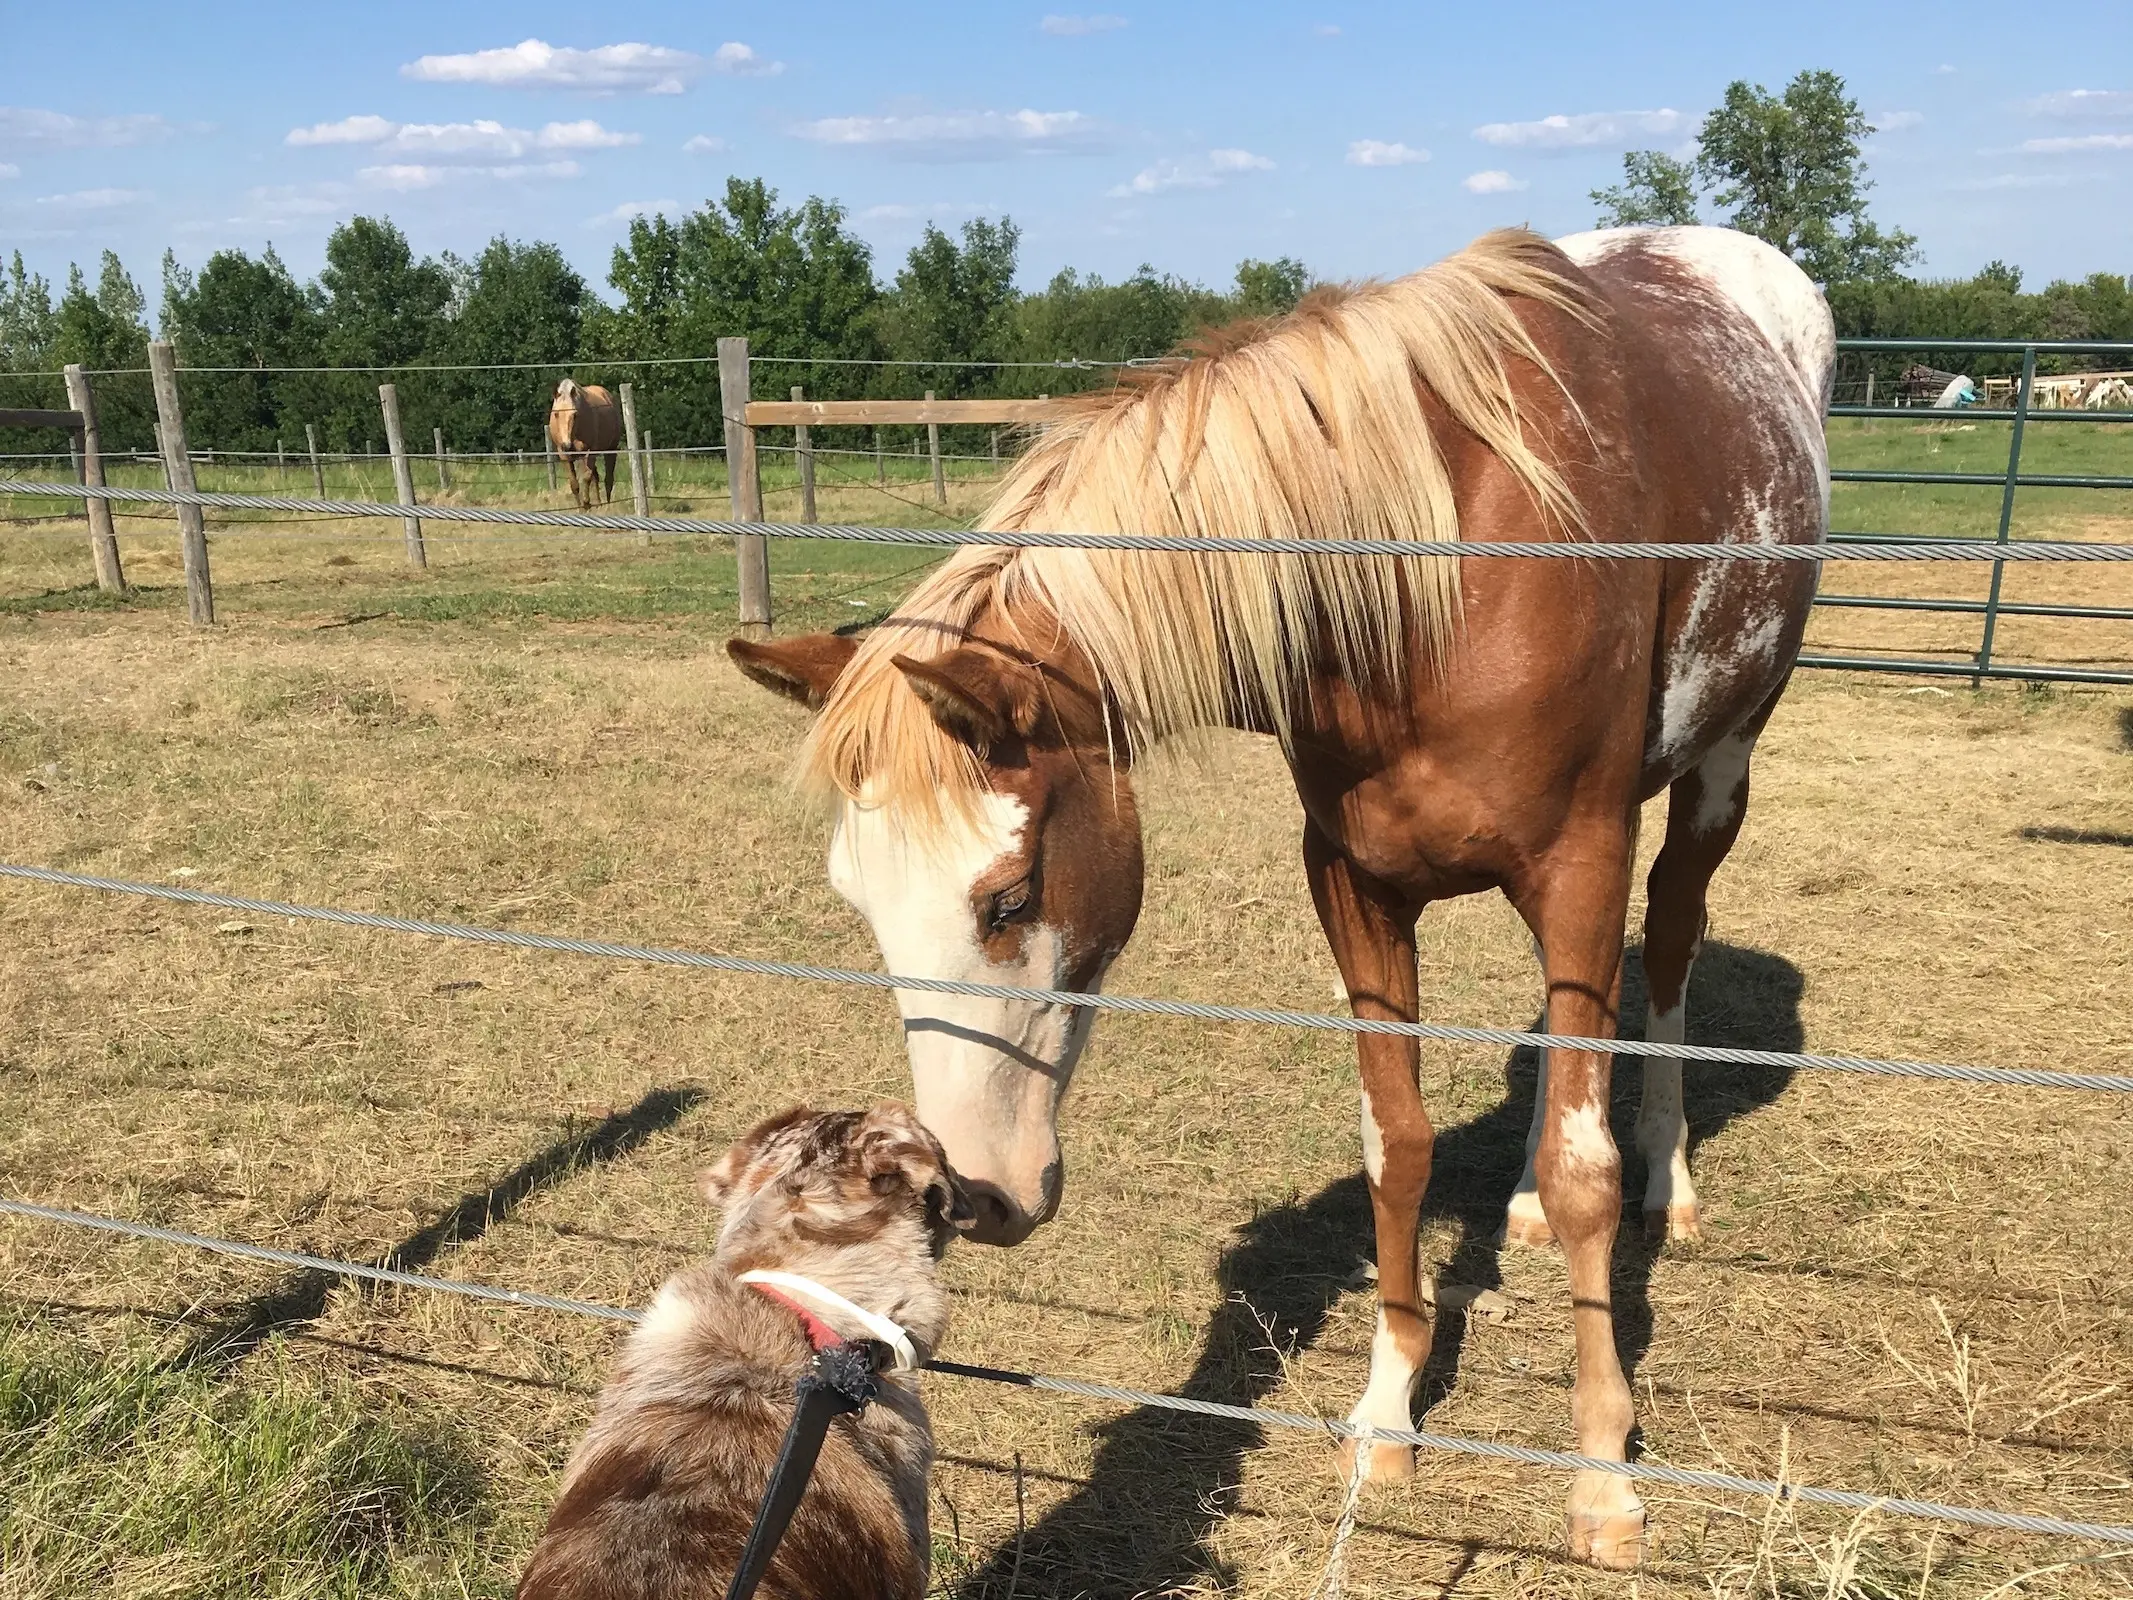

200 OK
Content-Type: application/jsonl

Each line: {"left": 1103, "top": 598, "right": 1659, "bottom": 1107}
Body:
{"left": 732, "top": 225, "right": 1833, "bottom": 1570}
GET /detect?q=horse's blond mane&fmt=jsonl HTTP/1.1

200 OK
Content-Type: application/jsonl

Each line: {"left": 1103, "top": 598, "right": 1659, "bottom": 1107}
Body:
{"left": 799, "top": 228, "right": 1598, "bottom": 830}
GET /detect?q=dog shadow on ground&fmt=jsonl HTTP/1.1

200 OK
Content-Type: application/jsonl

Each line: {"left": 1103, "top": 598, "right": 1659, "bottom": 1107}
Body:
{"left": 171, "top": 1084, "right": 704, "bottom": 1370}
{"left": 949, "top": 942, "right": 1804, "bottom": 1599}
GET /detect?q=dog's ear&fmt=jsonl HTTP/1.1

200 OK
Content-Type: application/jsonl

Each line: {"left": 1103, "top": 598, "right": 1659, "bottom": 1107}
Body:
{"left": 857, "top": 1103, "right": 973, "bottom": 1228}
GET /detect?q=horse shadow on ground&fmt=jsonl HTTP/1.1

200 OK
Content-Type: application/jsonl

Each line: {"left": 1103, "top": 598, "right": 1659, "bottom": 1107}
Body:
{"left": 172, "top": 1085, "right": 703, "bottom": 1370}
{"left": 949, "top": 941, "right": 1804, "bottom": 1599}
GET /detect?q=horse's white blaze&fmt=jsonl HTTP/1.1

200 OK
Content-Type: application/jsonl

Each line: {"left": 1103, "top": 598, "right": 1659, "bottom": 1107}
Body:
{"left": 1347, "top": 1307, "right": 1420, "bottom": 1443}
{"left": 829, "top": 790, "right": 1083, "bottom": 1240}
{"left": 1636, "top": 998, "right": 1697, "bottom": 1219}
{"left": 1358, "top": 1089, "right": 1387, "bottom": 1185}
{"left": 1691, "top": 732, "right": 1753, "bottom": 836}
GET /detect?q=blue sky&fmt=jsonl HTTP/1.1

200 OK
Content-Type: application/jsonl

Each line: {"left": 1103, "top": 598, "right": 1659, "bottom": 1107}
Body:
{"left": 4, "top": 0, "right": 2129, "bottom": 304}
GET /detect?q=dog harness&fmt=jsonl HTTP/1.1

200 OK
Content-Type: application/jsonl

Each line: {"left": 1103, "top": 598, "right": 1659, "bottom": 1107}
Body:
{"left": 720, "top": 1271, "right": 919, "bottom": 1600}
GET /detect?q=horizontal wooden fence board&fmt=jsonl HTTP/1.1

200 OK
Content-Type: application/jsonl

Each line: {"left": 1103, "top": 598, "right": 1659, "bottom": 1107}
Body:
{"left": 743, "top": 398, "right": 1072, "bottom": 427}
{"left": 0, "top": 408, "right": 85, "bottom": 432}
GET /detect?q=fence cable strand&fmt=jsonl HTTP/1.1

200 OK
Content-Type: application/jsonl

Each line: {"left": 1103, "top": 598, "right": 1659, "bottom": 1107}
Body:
{"left": 4, "top": 1196, "right": 2130, "bottom": 1547}
{"left": 6, "top": 481, "right": 2133, "bottom": 562}
{"left": 4, "top": 863, "right": 2128, "bottom": 1092}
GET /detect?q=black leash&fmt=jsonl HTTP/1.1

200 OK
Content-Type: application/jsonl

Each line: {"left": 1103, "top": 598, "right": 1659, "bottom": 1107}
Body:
{"left": 724, "top": 1339, "right": 892, "bottom": 1600}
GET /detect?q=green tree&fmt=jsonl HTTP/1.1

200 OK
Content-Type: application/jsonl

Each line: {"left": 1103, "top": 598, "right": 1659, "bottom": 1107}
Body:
{"left": 880, "top": 218, "right": 1023, "bottom": 389}
{"left": 163, "top": 245, "right": 323, "bottom": 451}
{"left": 1695, "top": 70, "right": 1917, "bottom": 283}
{"left": 441, "top": 236, "right": 589, "bottom": 454}
{"left": 1591, "top": 151, "right": 1700, "bottom": 228}
{"left": 1, "top": 252, "right": 59, "bottom": 372}
{"left": 315, "top": 217, "right": 452, "bottom": 448}
{"left": 1232, "top": 256, "right": 1309, "bottom": 318}
{"left": 51, "top": 253, "right": 155, "bottom": 450}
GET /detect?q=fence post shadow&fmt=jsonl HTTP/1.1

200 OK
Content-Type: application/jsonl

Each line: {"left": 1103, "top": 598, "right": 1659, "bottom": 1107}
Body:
{"left": 171, "top": 1084, "right": 704, "bottom": 1371}
{"left": 947, "top": 941, "right": 1803, "bottom": 1598}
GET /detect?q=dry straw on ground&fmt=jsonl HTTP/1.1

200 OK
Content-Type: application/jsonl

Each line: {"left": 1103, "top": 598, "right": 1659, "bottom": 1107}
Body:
{"left": 1, "top": 501, "right": 2130, "bottom": 1596}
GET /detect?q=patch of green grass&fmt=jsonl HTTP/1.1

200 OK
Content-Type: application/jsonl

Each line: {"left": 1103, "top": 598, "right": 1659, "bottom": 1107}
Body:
{"left": 1829, "top": 417, "right": 2133, "bottom": 539}
{"left": 0, "top": 1315, "right": 501, "bottom": 1599}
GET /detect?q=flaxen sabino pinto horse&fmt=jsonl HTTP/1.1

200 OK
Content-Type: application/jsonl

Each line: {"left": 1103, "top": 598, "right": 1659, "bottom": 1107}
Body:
{"left": 731, "top": 225, "right": 1833, "bottom": 1567}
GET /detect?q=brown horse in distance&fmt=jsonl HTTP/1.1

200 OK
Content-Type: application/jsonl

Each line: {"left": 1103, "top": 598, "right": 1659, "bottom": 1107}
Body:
{"left": 730, "top": 226, "right": 1834, "bottom": 1569}
{"left": 548, "top": 379, "right": 620, "bottom": 509}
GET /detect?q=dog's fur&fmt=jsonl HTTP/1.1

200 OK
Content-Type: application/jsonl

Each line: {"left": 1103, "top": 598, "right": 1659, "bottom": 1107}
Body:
{"left": 517, "top": 1104, "right": 973, "bottom": 1600}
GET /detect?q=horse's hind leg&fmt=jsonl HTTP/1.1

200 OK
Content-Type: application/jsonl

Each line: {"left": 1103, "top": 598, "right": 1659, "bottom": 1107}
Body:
{"left": 1638, "top": 724, "right": 1760, "bottom": 1243}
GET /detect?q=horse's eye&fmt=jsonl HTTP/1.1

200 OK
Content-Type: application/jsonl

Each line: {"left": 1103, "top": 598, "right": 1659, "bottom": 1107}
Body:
{"left": 987, "top": 880, "right": 1033, "bottom": 930}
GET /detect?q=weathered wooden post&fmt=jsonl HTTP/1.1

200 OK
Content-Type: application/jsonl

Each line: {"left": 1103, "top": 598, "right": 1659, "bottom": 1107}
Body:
{"left": 63, "top": 363, "right": 125, "bottom": 594}
{"left": 875, "top": 426, "right": 886, "bottom": 486}
{"left": 377, "top": 382, "right": 426, "bottom": 569}
{"left": 545, "top": 432, "right": 557, "bottom": 494}
{"left": 433, "top": 427, "right": 449, "bottom": 494}
{"left": 791, "top": 385, "right": 817, "bottom": 525}
{"left": 618, "top": 381, "right": 650, "bottom": 542}
{"left": 925, "top": 390, "right": 946, "bottom": 506}
{"left": 305, "top": 423, "right": 324, "bottom": 497}
{"left": 146, "top": 341, "right": 212, "bottom": 624}
{"left": 717, "top": 336, "right": 771, "bottom": 637}
{"left": 276, "top": 439, "right": 287, "bottom": 486}
{"left": 991, "top": 428, "right": 1000, "bottom": 465}
{"left": 67, "top": 433, "right": 82, "bottom": 481}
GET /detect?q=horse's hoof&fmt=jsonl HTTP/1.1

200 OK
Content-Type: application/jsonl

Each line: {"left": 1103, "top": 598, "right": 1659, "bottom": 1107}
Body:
{"left": 1501, "top": 1211, "right": 1557, "bottom": 1250}
{"left": 1337, "top": 1435, "right": 1416, "bottom": 1485}
{"left": 1643, "top": 1203, "right": 1701, "bottom": 1244}
{"left": 1567, "top": 1475, "right": 1648, "bottom": 1569}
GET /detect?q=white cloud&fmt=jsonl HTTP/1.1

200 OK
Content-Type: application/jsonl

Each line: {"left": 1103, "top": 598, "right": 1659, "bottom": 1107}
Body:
{"left": 591, "top": 198, "right": 679, "bottom": 225}
{"left": 287, "top": 114, "right": 399, "bottom": 147}
{"left": 1313, "top": 23, "right": 1342, "bottom": 35}
{"left": 1346, "top": 138, "right": 1427, "bottom": 167}
{"left": 1955, "top": 172, "right": 2084, "bottom": 191}
{"left": 0, "top": 107, "right": 176, "bottom": 149}
{"left": 0, "top": 163, "right": 17, "bottom": 180}
{"left": 711, "top": 42, "right": 784, "bottom": 76}
{"left": 401, "top": 39, "right": 709, "bottom": 94}
{"left": 1040, "top": 13, "right": 1127, "bottom": 34}
{"left": 793, "top": 108, "right": 1107, "bottom": 159}
{"left": 1109, "top": 147, "right": 1272, "bottom": 196}
{"left": 1872, "top": 110, "right": 1924, "bottom": 132}
{"left": 33, "top": 187, "right": 150, "bottom": 210}
{"left": 861, "top": 202, "right": 920, "bottom": 220}
{"left": 289, "top": 116, "right": 635, "bottom": 158}
{"left": 538, "top": 119, "right": 640, "bottom": 150}
{"left": 357, "top": 159, "right": 580, "bottom": 191}
{"left": 1462, "top": 169, "right": 1527, "bottom": 193}
{"left": 238, "top": 182, "right": 349, "bottom": 219}
{"left": 1473, "top": 108, "right": 1688, "bottom": 149}
{"left": 682, "top": 134, "right": 727, "bottom": 154}
{"left": 1934, "top": 63, "right": 1958, "bottom": 75}
{"left": 2023, "top": 88, "right": 2133, "bottom": 118}
{"left": 2021, "top": 133, "right": 2133, "bottom": 153}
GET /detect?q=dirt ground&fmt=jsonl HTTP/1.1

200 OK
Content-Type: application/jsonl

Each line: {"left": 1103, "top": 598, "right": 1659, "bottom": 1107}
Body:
{"left": 1, "top": 564, "right": 2129, "bottom": 1597}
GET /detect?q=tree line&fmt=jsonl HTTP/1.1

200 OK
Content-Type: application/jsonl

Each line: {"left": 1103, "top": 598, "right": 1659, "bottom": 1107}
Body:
{"left": 2, "top": 68, "right": 2126, "bottom": 459}
{"left": 0, "top": 181, "right": 1305, "bottom": 459}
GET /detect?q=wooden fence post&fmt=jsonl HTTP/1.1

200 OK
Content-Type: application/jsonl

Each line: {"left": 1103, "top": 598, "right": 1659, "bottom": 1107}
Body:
{"left": 305, "top": 424, "right": 324, "bottom": 497}
{"left": 433, "top": 427, "right": 449, "bottom": 494}
{"left": 618, "top": 381, "right": 650, "bottom": 542}
{"left": 991, "top": 428, "right": 1000, "bottom": 466}
{"left": 276, "top": 439, "right": 286, "bottom": 485}
{"left": 63, "top": 363, "right": 125, "bottom": 594}
{"left": 643, "top": 430, "right": 657, "bottom": 498}
{"left": 146, "top": 341, "right": 212, "bottom": 624}
{"left": 546, "top": 432, "right": 557, "bottom": 494}
{"left": 925, "top": 390, "right": 945, "bottom": 506}
{"left": 718, "top": 336, "right": 771, "bottom": 637}
{"left": 791, "top": 385, "right": 816, "bottom": 525}
{"left": 378, "top": 382, "right": 426, "bottom": 569}
{"left": 875, "top": 425, "right": 885, "bottom": 486}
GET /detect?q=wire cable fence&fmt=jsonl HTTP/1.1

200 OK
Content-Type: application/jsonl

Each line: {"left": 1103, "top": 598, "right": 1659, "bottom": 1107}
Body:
{"left": 3, "top": 863, "right": 2126, "bottom": 1092}
{"left": 7, "top": 482, "right": 2133, "bottom": 563}
{"left": 3, "top": 1195, "right": 2128, "bottom": 1547}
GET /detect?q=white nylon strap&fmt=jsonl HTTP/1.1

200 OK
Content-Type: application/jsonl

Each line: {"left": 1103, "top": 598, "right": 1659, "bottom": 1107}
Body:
{"left": 735, "top": 1269, "right": 920, "bottom": 1373}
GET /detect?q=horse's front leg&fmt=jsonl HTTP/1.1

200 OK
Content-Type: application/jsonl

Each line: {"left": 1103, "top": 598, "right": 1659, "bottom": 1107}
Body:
{"left": 1303, "top": 821, "right": 1432, "bottom": 1485}
{"left": 1516, "top": 820, "right": 1645, "bottom": 1568}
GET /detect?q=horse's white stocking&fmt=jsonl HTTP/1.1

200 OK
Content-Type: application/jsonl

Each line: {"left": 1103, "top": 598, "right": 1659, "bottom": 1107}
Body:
{"left": 1344, "top": 1087, "right": 1431, "bottom": 1479}
{"left": 1635, "top": 948, "right": 1700, "bottom": 1241}
{"left": 1505, "top": 935, "right": 1555, "bottom": 1248}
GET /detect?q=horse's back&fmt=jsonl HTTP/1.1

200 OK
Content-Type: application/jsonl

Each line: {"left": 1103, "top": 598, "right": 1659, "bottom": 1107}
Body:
{"left": 1553, "top": 228, "right": 1833, "bottom": 783}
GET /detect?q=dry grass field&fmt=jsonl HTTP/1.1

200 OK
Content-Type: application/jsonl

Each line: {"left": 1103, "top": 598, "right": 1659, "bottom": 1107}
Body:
{"left": 1, "top": 439, "right": 2131, "bottom": 1598}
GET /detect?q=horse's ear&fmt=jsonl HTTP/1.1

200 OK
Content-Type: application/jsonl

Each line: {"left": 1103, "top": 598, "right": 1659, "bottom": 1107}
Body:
{"left": 728, "top": 633, "right": 860, "bottom": 711}
{"left": 892, "top": 647, "right": 1039, "bottom": 751}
